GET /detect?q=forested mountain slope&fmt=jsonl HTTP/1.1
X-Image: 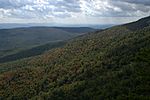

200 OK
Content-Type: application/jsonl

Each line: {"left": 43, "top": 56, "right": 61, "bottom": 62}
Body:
{"left": 0, "top": 16, "right": 150, "bottom": 99}
{"left": 124, "top": 16, "right": 150, "bottom": 31}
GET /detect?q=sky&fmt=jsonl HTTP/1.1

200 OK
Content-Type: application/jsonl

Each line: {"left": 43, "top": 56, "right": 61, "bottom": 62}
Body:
{"left": 0, "top": 0, "right": 150, "bottom": 25}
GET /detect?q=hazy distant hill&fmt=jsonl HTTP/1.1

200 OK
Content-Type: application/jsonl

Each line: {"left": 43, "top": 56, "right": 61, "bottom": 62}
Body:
{"left": 0, "top": 27, "right": 95, "bottom": 58}
{"left": 0, "top": 23, "right": 114, "bottom": 29}
{"left": 0, "top": 16, "right": 150, "bottom": 99}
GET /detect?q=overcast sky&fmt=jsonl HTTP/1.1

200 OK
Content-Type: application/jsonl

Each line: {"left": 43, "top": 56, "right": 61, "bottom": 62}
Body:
{"left": 0, "top": 0, "right": 150, "bottom": 24}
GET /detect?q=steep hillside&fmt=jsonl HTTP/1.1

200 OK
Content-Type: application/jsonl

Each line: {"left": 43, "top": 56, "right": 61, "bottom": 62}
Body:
{"left": 124, "top": 16, "right": 150, "bottom": 31}
{"left": 0, "top": 16, "right": 150, "bottom": 99}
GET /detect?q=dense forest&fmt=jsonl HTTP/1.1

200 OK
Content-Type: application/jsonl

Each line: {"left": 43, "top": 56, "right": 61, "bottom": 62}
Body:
{"left": 0, "top": 16, "right": 150, "bottom": 100}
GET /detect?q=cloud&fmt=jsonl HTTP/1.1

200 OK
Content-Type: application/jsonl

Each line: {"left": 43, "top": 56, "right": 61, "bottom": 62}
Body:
{"left": 0, "top": 0, "right": 33, "bottom": 9}
{"left": 79, "top": 0, "right": 150, "bottom": 17}
{"left": 0, "top": 0, "right": 81, "bottom": 19}
{"left": 0, "top": 0, "right": 149, "bottom": 24}
{"left": 116, "top": 0, "right": 150, "bottom": 6}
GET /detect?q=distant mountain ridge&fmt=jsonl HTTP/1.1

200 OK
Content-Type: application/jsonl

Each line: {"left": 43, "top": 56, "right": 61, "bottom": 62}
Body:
{"left": 0, "top": 23, "right": 115, "bottom": 29}
{"left": 0, "top": 27, "right": 95, "bottom": 58}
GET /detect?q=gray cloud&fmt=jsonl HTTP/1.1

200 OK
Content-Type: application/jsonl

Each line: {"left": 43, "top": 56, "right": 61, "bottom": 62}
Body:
{"left": 109, "top": 0, "right": 150, "bottom": 16}
{"left": 0, "top": 0, "right": 33, "bottom": 9}
{"left": 0, "top": 0, "right": 149, "bottom": 23}
{"left": 116, "top": 0, "right": 150, "bottom": 6}
{"left": 80, "top": 0, "right": 150, "bottom": 17}
{"left": 0, "top": 0, "right": 81, "bottom": 19}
